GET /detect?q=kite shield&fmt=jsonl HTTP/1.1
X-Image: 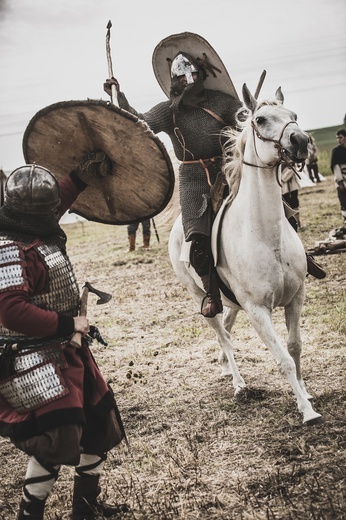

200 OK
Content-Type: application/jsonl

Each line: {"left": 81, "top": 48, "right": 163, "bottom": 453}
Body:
{"left": 22, "top": 99, "right": 175, "bottom": 225}
{"left": 152, "top": 32, "right": 239, "bottom": 100}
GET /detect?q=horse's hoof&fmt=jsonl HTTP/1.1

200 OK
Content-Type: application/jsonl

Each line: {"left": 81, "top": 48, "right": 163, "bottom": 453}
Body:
{"left": 234, "top": 385, "right": 247, "bottom": 398}
{"left": 303, "top": 413, "right": 323, "bottom": 426}
{"left": 220, "top": 368, "right": 233, "bottom": 377}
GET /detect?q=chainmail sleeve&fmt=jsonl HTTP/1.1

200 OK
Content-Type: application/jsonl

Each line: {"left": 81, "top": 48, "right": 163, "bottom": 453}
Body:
{"left": 117, "top": 92, "right": 173, "bottom": 134}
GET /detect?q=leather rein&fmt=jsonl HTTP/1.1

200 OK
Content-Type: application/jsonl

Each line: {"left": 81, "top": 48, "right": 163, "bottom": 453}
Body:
{"left": 242, "top": 119, "right": 304, "bottom": 186}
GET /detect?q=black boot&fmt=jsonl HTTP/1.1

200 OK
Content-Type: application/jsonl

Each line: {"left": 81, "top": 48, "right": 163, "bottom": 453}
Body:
{"left": 72, "top": 474, "right": 129, "bottom": 519}
{"left": 306, "top": 254, "right": 326, "bottom": 279}
{"left": 190, "top": 235, "right": 223, "bottom": 318}
{"left": 200, "top": 272, "right": 223, "bottom": 318}
{"left": 17, "top": 497, "right": 46, "bottom": 520}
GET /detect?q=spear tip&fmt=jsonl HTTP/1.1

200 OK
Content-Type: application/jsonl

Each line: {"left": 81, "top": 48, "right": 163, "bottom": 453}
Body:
{"left": 107, "top": 20, "right": 112, "bottom": 29}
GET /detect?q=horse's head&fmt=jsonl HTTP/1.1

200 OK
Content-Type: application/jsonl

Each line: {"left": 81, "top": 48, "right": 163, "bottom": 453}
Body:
{"left": 242, "top": 84, "right": 309, "bottom": 166}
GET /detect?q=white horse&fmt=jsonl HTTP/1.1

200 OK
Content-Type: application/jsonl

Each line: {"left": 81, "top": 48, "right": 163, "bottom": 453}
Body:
{"left": 168, "top": 84, "right": 322, "bottom": 425}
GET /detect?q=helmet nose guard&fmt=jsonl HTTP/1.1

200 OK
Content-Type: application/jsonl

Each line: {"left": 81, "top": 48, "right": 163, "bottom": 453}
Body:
{"left": 170, "top": 53, "right": 198, "bottom": 84}
{"left": 5, "top": 164, "right": 60, "bottom": 215}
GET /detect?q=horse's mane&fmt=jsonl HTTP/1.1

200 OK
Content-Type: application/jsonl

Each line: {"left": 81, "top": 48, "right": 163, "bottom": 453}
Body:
{"left": 159, "top": 97, "right": 283, "bottom": 228}
{"left": 222, "top": 99, "right": 282, "bottom": 201}
{"left": 222, "top": 106, "right": 250, "bottom": 202}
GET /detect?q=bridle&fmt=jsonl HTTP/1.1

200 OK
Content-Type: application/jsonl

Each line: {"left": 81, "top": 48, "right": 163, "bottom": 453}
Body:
{"left": 242, "top": 117, "right": 304, "bottom": 186}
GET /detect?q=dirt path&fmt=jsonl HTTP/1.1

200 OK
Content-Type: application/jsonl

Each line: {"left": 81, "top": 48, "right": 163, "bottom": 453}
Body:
{"left": 0, "top": 176, "right": 345, "bottom": 519}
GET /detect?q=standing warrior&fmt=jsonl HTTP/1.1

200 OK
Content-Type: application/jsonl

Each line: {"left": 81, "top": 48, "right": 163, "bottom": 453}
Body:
{"left": 0, "top": 163, "right": 128, "bottom": 519}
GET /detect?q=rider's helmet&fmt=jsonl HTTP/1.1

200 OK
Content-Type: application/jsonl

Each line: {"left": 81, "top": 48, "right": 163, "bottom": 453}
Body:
{"left": 170, "top": 52, "right": 199, "bottom": 84}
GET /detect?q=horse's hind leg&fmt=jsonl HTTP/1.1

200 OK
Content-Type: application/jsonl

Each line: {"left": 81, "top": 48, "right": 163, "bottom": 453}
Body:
{"left": 285, "top": 289, "right": 313, "bottom": 400}
{"left": 245, "top": 304, "right": 321, "bottom": 424}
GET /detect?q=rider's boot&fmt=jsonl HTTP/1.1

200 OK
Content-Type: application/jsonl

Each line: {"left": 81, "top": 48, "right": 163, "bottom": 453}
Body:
{"left": 190, "top": 234, "right": 223, "bottom": 318}
{"left": 286, "top": 210, "right": 326, "bottom": 279}
{"left": 306, "top": 254, "right": 326, "bottom": 279}
{"left": 200, "top": 271, "right": 223, "bottom": 318}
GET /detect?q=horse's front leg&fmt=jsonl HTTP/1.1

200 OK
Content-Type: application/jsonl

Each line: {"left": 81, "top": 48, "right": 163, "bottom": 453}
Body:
{"left": 285, "top": 287, "right": 313, "bottom": 400}
{"left": 245, "top": 304, "right": 322, "bottom": 424}
{"left": 204, "top": 308, "right": 246, "bottom": 395}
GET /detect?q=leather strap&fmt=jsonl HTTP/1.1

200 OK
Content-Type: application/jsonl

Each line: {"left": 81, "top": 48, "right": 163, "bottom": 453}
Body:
{"left": 196, "top": 106, "right": 228, "bottom": 127}
{"left": 182, "top": 156, "right": 222, "bottom": 187}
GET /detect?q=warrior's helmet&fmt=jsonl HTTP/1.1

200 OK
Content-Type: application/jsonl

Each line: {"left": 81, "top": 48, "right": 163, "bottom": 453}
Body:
{"left": 5, "top": 164, "right": 60, "bottom": 214}
{"left": 170, "top": 52, "right": 199, "bottom": 84}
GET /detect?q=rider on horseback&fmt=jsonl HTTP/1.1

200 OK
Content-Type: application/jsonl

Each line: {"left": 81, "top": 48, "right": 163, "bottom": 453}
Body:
{"left": 104, "top": 33, "right": 325, "bottom": 318}
{"left": 104, "top": 34, "right": 242, "bottom": 318}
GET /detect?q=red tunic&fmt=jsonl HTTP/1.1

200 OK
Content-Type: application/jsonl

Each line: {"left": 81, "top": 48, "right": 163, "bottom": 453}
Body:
{"left": 0, "top": 176, "right": 118, "bottom": 447}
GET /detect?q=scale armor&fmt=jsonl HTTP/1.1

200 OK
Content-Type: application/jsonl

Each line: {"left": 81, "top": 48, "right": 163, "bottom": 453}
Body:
{"left": 0, "top": 232, "right": 80, "bottom": 340}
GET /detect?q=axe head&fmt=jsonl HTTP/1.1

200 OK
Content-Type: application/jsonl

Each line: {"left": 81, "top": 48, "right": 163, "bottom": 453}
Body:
{"left": 84, "top": 281, "right": 112, "bottom": 305}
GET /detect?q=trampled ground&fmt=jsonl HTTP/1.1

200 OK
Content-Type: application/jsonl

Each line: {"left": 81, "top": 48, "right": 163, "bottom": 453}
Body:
{"left": 0, "top": 175, "right": 345, "bottom": 519}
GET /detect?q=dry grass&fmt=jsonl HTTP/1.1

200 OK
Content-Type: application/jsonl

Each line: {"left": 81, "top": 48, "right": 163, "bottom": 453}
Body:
{"left": 0, "top": 175, "right": 345, "bottom": 519}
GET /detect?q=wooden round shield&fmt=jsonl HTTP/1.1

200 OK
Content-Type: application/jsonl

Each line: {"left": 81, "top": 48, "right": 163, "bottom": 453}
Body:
{"left": 22, "top": 99, "right": 175, "bottom": 225}
{"left": 152, "top": 32, "right": 239, "bottom": 100}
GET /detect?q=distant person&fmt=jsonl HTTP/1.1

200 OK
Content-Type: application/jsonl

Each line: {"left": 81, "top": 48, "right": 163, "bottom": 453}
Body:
{"left": 281, "top": 164, "right": 302, "bottom": 229}
{"left": 306, "top": 134, "right": 321, "bottom": 183}
{"left": 330, "top": 128, "right": 346, "bottom": 228}
{"left": 127, "top": 219, "right": 151, "bottom": 251}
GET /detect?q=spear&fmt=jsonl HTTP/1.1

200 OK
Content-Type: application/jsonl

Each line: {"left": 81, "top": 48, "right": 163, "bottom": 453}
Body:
{"left": 106, "top": 20, "right": 118, "bottom": 106}
{"left": 151, "top": 218, "right": 160, "bottom": 243}
{"left": 254, "top": 69, "right": 266, "bottom": 100}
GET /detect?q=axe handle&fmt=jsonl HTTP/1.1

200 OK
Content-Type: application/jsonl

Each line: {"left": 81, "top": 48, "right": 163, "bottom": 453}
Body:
{"left": 70, "top": 286, "right": 89, "bottom": 348}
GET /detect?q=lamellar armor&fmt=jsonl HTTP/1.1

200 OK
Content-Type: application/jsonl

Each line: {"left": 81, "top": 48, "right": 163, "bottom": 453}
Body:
{"left": 0, "top": 233, "right": 80, "bottom": 413}
{"left": 0, "top": 234, "right": 80, "bottom": 339}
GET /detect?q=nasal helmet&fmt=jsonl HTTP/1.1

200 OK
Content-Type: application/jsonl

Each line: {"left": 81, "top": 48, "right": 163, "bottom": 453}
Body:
{"left": 170, "top": 53, "right": 199, "bottom": 84}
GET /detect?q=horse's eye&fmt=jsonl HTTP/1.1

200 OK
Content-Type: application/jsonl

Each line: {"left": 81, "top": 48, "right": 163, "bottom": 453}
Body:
{"left": 256, "top": 116, "right": 265, "bottom": 125}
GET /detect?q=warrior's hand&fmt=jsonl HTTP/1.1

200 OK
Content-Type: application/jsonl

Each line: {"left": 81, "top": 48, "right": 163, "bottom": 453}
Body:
{"left": 104, "top": 77, "right": 120, "bottom": 97}
{"left": 73, "top": 316, "right": 89, "bottom": 335}
{"left": 74, "top": 152, "right": 113, "bottom": 184}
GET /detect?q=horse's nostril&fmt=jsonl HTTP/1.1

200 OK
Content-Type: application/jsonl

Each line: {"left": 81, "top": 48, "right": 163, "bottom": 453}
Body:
{"left": 290, "top": 132, "right": 308, "bottom": 152}
{"left": 290, "top": 132, "right": 298, "bottom": 145}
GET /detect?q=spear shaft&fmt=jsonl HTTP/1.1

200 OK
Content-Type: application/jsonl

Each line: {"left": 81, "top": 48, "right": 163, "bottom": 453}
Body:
{"left": 254, "top": 70, "right": 266, "bottom": 100}
{"left": 106, "top": 20, "right": 118, "bottom": 106}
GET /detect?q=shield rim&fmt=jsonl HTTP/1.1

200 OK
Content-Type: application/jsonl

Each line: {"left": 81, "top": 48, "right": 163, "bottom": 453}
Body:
{"left": 152, "top": 31, "right": 239, "bottom": 100}
{"left": 22, "top": 99, "right": 175, "bottom": 225}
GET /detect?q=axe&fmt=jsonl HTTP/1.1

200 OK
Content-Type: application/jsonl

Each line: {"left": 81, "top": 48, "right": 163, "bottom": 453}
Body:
{"left": 70, "top": 282, "right": 112, "bottom": 348}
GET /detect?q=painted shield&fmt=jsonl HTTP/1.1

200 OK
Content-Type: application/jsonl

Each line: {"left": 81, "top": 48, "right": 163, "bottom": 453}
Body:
{"left": 152, "top": 32, "right": 239, "bottom": 100}
{"left": 22, "top": 99, "right": 175, "bottom": 225}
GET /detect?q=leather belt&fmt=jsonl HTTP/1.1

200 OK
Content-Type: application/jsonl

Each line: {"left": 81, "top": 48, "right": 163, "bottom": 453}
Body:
{"left": 182, "top": 156, "right": 222, "bottom": 186}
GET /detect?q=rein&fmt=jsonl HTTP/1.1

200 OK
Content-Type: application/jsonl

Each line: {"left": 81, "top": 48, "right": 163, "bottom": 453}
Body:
{"left": 242, "top": 120, "right": 304, "bottom": 186}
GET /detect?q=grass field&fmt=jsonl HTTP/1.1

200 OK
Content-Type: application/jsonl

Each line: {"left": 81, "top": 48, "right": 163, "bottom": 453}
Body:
{"left": 0, "top": 173, "right": 345, "bottom": 519}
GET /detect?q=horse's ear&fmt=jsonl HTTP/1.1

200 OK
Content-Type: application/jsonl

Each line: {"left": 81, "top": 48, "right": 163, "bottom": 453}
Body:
{"left": 275, "top": 87, "right": 284, "bottom": 104}
{"left": 242, "top": 84, "right": 257, "bottom": 112}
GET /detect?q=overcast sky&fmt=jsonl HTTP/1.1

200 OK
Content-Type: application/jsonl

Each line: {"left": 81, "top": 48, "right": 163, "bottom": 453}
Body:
{"left": 0, "top": 0, "right": 345, "bottom": 172}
